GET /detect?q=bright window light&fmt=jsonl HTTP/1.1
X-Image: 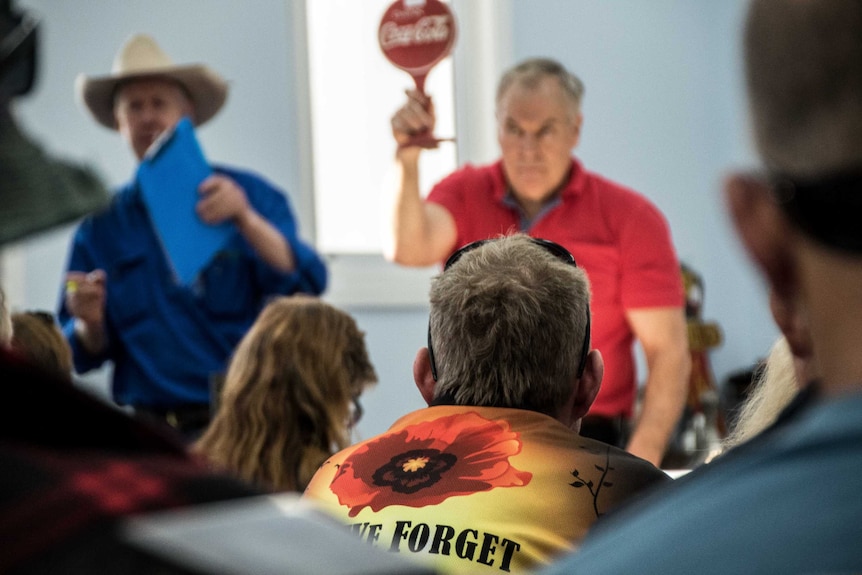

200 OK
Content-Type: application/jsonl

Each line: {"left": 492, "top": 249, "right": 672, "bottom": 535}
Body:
{"left": 306, "top": 0, "right": 458, "bottom": 254}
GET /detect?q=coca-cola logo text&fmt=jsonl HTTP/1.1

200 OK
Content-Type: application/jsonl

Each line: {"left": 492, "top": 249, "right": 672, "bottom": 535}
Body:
{"left": 379, "top": 15, "right": 452, "bottom": 50}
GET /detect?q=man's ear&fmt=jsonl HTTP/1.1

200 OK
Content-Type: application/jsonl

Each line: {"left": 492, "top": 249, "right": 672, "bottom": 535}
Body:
{"left": 566, "top": 349, "right": 603, "bottom": 424}
{"left": 724, "top": 173, "right": 797, "bottom": 300}
{"left": 413, "top": 348, "right": 437, "bottom": 406}
{"left": 569, "top": 111, "right": 584, "bottom": 149}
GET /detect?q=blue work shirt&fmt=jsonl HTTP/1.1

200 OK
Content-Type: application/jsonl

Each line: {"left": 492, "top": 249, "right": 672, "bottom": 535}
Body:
{"left": 58, "top": 165, "right": 327, "bottom": 409}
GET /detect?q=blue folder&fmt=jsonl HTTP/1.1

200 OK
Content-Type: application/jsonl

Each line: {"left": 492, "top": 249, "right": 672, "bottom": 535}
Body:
{"left": 137, "top": 117, "right": 233, "bottom": 285}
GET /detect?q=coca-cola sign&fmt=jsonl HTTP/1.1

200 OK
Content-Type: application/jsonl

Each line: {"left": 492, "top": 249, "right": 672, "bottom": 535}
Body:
{"left": 380, "top": 15, "right": 451, "bottom": 50}
{"left": 378, "top": 0, "right": 456, "bottom": 79}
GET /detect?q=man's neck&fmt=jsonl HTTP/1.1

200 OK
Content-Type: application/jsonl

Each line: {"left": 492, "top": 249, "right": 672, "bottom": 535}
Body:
{"left": 508, "top": 166, "right": 573, "bottom": 222}
{"left": 515, "top": 196, "right": 553, "bottom": 222}
{"left": 801, "top": 246, "right": 862, "bottom": 397}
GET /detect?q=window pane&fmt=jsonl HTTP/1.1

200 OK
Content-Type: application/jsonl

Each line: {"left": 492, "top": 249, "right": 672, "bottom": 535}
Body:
{"left": 307, "top": 0, "right": 457, "bottom": 254}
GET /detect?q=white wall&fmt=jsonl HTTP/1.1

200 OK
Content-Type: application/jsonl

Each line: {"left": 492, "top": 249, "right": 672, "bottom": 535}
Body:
{"left": 1, "top": 0, "right": 777, "bottom": 440}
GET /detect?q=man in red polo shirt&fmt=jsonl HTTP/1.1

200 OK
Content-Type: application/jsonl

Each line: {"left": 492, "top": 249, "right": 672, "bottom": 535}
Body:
{"left": 386, "top": 57, "right": 690, "bottom": 466}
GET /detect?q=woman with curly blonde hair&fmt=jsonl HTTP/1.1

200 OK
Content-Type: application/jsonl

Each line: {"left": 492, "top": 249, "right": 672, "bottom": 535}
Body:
{"left": 193, "top": 295, "right": 377, "bottom": 492}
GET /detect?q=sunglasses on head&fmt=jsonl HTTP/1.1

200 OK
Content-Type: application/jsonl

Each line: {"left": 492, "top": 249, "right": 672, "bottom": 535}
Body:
{"left": 427, "top": 237, "right": 591, "bottom": 382}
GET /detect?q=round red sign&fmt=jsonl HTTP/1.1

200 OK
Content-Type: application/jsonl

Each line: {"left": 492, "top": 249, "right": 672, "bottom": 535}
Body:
{"left": 378, "top": 0, "right": 457, "bottom": 92}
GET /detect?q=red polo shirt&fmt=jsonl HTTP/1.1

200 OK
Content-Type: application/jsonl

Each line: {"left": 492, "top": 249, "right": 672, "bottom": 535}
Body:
{"left": 427, "top": 158, "right": 684, "bottom": 418}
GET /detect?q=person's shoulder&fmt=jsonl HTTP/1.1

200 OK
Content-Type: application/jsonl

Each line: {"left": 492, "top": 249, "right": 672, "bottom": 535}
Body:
{"left": 581, "top": 167, "right": 655, "bottom": 206}
{"left": 557, "top": 433, "right": 671, "bottom": 484}
{"left": 75, "top": 183, "right": 136, "bottom": 233}
{"left": 599, "top": 441, "right": 671, "bottom": 481}
{"left": 577, "top": 166, "right": 671, "bottom": 230}
{"left": 768, "top": 389, "right": 862, "bottom": 453}
{"left": 302, "top": 436, "right": 377, "bottom": 500}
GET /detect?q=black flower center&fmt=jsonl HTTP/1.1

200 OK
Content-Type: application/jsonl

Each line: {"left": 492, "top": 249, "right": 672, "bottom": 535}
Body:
{"left": 372, "top": 448, "right": 457, "bottom": 494}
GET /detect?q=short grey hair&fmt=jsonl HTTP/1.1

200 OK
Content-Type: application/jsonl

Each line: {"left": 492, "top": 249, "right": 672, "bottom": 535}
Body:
{"left": 496, "top": 57, "right": 585, "bottom": 117}
{"left": 429, "top": 234, "right": 591, "bottom": 417}
{"left": 745, "top": 0, "right": 862, "bottom": 175}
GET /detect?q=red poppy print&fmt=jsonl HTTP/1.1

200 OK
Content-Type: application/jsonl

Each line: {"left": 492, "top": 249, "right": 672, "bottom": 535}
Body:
{"left": 330, "top": 411, "right": 532, "bottom": 517}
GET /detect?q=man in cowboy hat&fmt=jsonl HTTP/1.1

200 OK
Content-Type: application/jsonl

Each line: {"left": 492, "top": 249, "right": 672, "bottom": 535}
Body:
{"left": 58, "top": 34, "right": 327, "bottom": 439}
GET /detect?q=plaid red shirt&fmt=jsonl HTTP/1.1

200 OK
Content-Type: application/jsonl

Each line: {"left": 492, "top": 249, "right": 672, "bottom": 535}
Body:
{"left": 0, "top": 350, "right": 261, "bottom": 573}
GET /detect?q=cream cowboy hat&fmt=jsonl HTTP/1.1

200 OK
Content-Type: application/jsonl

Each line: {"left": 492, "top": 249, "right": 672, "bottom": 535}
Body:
{"left": 75, "top": 34, "right": 228, "bottom": 130}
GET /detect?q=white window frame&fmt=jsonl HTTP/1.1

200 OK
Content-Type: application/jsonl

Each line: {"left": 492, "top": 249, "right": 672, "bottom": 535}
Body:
{"left": 295, "top": 0, "right": 513, "bottom": 308}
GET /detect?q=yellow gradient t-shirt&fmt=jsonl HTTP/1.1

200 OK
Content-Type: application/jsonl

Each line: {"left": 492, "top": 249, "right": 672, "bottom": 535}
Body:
{"left": 304, "top": 406, "right": 669, "bottom": 574}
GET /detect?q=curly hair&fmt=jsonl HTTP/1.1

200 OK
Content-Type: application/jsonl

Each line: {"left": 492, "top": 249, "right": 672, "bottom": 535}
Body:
{"left": 193, "top": 295, "right": 377, "bottom": 492}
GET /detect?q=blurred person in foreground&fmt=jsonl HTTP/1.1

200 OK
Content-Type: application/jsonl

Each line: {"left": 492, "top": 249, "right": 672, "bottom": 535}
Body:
{"left": 305, "top": 234, "right": 670, "bottom": 574}
{"left": 387, "top": 57, "right": 689, "bottom": 466}
{"left": 57, "top": 34, "right": 327, "bottom": 439}
{"left": 194, "top": 295, "right": 377, "bottom": 493}
{"left": 541, "top": 1, "right": 862, "bottom": 573}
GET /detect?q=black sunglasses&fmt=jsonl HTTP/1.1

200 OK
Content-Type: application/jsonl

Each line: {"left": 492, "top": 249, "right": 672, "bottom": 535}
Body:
{"left": 427, "top": 237, "right": 591, "bottom": 381}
